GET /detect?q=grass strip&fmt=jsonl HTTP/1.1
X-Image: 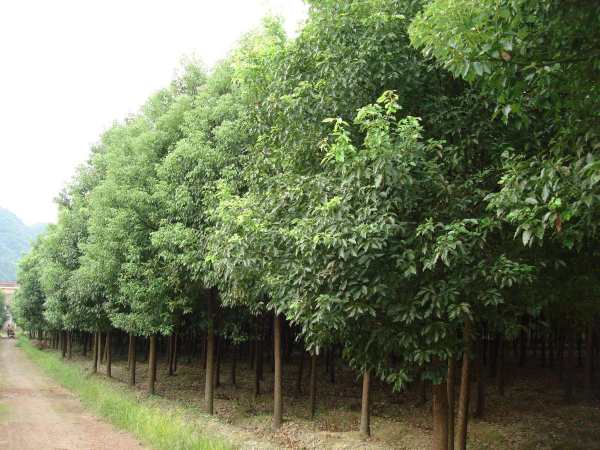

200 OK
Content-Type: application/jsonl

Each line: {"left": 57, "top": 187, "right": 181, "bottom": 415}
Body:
{"left": 18, "top": 337, "right": 232, "bottom": 450}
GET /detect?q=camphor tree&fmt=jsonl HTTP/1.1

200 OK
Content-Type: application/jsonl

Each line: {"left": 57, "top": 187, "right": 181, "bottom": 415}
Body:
{"left": 12, "top": 242, "right": 47, "bottom": 338}
{"left": 82, "top": 72, "right": 204, "bottom": 391}
{"left": 10, "top": 2, "right": 600, "bottom": 450}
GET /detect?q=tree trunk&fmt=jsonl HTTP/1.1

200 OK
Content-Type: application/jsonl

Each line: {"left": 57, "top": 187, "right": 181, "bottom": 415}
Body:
{"left": 215, "top": 336, "right": 222, "bottom": 388}
{"left": 254, "top": 338, "right": 261, "bottom": 398}
{"left": 558, "top": 333, "right": 566, "bottom": 381}
{"left": 309, "top": 352, "right": 317, "bottom": 419}
{"left": 433, "top": 381, "right": 449, "bottom": 450}
{"left": 416, "top": 370, "right": 427, "bottom": 406}
{"left": 92, "top": 331, "right": 98, "bottom": 373}
{"left": 98, "top": 332, "right": 104, "bottom": 365}
{"left": 167, "top": 334, "right": 174, "bottom": 375}
{"left": 148, "top": 335, "right": 157, "bottom": 395}
{"left": 585, "top": 323, "right": 593, "bottom": 393}
{"left": 173, "top": 333, "right": 178, "bottom": 373}
{"left": 230, "top": 344, "right": 237, "bottom": 387}
{"left": 296, "top": 350, "right": 305, "bottom": 394}
{"left": 96, "top": 332, "right": 103, "bottom": 369}
{"left": 456, "top": 319, "right": 473, "bottom": 450}
{"left": 205, "top": 290, "right": 216, "bottom": 415}
{"left": 549, "top": 332, "right": 555, "bottom": 368}
{"left": 360, "top": 370, "right": 371, "bottom": 438}
{"left": 565, "top": 328, "right": 575, "bottom": 403}
{"left": 497, "top": 338, "right": 505, "bottom": 396}
{"left": 488, "top": 335, "right": 499, "bottom": 377}
{"left": 129, "top": 333, "right": 136, "bottom": 386}
{"left": 103, "top": 332, "right": 109, "bottom": 364}
{"left": 577, "top": 333, "right": 583, "bottom": 368}
{"left": 329, "top": 346, "right": 336, "bottom": 384}
{"left": 144, "top": 337, "right": 149, "bottom": 363}
{"left": 519, "top": 320, "right": 527, "bottom": 367}
{"left": 272, "top": 312, "right": 283, "bottom": 430}
{"left": 61, "top": 331, "right": 67, "bottom": 358}
{"left": 106, "top": 330, "right": 112, "bottom": 378}
{"left": 67, "top": 332, "right": 72, "bottom": 359}
{"left": 82, "top": 333, "right": 87, "bottom": 357}
{"left": 540, "top": 335, "right": 546, "bottom": 367}
{"left": 447, "top": 358, "right": 456, "bottom": 450}
{"left": 474, "top": 336, "right": 485, "bottom": 418}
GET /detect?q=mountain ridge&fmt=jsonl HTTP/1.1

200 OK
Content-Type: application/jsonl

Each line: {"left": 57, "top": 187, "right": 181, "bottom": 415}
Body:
{"left": 0, "top": 208, "right": 48, "bottom": 281}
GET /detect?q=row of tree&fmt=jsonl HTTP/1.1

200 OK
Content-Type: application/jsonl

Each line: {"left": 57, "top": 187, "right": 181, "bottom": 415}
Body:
{"left": 13, "top": 1, "right": 599, "bottom": 449}
{"left": 0, "top": 290, "right": 7, "bottom": 328}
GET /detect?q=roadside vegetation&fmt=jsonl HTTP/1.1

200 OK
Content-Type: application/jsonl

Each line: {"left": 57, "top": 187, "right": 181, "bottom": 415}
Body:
{"left": 18, "top": 337, "right": 230, "bottom": 450}
{"left": 12, "top": 1, "right": 600, "bottom": 450}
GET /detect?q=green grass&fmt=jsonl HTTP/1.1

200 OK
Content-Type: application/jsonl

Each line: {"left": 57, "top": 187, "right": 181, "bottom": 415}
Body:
{"left": 18, "top": 337, "right": 232, "bottom": 450}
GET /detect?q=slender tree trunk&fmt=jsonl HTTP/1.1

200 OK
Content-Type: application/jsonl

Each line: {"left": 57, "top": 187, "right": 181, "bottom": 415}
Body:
{"left": 215, "top": 336, "right": 222, "bottom": 388}
{"left": 360, "top": 370, "right": 371, "bottom": 438}
{"left": 329, "top": 346, "right": 336, "bottom": 384}
{"left": 205, "top": 290, "right": 216, "bottom": 415}
{"left": 585, "top": 323, "right": 593, "bottom": 393}
{"left": 559, "top": 333, "right": 566, "bottom": 381}
{"left": 67, "top": 332, "right": 72, "bottom": 359}
{"left": 92, "top": 331, "right": 98, "bottom": 373}
{"left": 82, "top": 333, "right": 87, "bottom": 357}
{"left": 549, "top": 332, "right": 555, "bottom": 368}
{"left": 106, "top": 330, "right": 112, "bottom": 378}
{"left": 98, "top": 332, "right": 104, "bottom": 365}
{"left": 202, "top": 334, "right": 207, "bottom": 370}
{"left": 144, "top": 337, "right": 149, "bottom": 363}
{"left": 433, "top": 381, "right": 449, "bottom": 450}
{"left": 497, "top": 338, "right": 505, "bottom": 396}
{"left": 447, "top": 358, "right": 456, "bottom": 450}
{"left": 540, "top": 335, "right": 546, "bottom": 367}
{"left": 296, "top": 350, "right": 305, "bottom": 394}
{"left": 61, "top": 331, "right": 67, "bottom": 358}
{"left": 129, "top": 333, "right": 136, "bottom": 386}
{"left": 456, "top": 319, "right": 472, "bottom": 450}
{"left": 519, "top": 320, "right": 527, "bottom": 367}
{"left": 254, "top": 338, "right": 261, "bottom": 398}
{"left": 96, "top": 332, "right": 103, "bottom": 369}
{"left": 577, "top": 333, "right": 583, "bottom": 368}
{"left": 167, "top": 334, "right": 173, "bottom": 375}
{"left": 273, "top": 312, "right": 283, "bottom": 430}
{"left": 148, "top": 334, "right": 157, "bottom": 395}
{"left": 258, "top": 330, "right": 265, "bottom": 381}
{"left": 173, "top": 333, "right": 178, "bottom": 373}
{"left": 474, "top": 336, "right": 485, "bottom": 418}
{"left": 103, "top": 332, "right": 109, "bottom": 364}
{"left": 416, "top": 370, "right": 427, "bottom": 406}
{"left": 565, "top": 328, "right": 576, "bottom": 403}
{"left": 230, "top": 344, "right": 237, "bottom": 387}
{"left": 309, "top": 352, "right": 317, "bottom": 419}
{"left": 488, "top": 335, "right": 499, "bottom": 377}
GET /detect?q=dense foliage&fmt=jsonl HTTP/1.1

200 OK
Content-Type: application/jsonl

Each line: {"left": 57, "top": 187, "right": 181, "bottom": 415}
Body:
{"left": 13, "top": 2, "right": 599, "bottom": 449}
{"left": 0, "top": 290, "right": 7, "bottom": 327}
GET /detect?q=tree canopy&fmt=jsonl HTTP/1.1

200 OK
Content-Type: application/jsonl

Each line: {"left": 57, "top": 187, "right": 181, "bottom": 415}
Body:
{"left": 13, "top": 2, "right": 599, "bottom": 449}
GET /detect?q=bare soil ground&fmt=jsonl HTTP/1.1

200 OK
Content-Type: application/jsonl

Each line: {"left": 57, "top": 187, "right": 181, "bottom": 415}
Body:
{"left": 0, "top": 338, "right": 145, "bottom": 450}
{"left": 68, "top": 343, "right": 600, "bottom": 450}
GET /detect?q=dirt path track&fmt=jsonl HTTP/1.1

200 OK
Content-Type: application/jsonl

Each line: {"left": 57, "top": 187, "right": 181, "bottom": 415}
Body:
{"left": 0, "top": 338, "right": 145, "bottom": 450}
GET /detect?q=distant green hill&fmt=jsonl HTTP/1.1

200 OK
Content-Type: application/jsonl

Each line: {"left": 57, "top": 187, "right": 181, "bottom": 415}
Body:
{"left": 0, "top": 208, "right": 47, "bottom": 281}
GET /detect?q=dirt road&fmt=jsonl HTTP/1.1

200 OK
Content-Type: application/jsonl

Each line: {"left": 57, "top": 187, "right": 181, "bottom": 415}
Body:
{"left": 0, "top": 338, "right": 145, "bottom": 450}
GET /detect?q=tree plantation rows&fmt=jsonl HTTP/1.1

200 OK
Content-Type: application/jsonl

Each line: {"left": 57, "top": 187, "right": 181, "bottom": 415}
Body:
{"left": 12, "top": 1, "right": 600, "bottom": 449}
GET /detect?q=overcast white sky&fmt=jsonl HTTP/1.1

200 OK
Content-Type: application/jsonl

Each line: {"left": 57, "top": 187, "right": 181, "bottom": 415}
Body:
{"left": 0, "top": 0, "right": 307, "bottom": 225}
